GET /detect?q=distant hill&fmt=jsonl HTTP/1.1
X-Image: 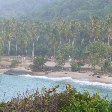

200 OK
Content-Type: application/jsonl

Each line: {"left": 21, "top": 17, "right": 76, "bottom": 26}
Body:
{"left": 35, "top": 0, "right": 112, "bottom": 21}
{"left": 0, "top": 0, "right": 53, "bottom": 18}
{"left": 0, "top": 0, "right": 112, "bottom": 21}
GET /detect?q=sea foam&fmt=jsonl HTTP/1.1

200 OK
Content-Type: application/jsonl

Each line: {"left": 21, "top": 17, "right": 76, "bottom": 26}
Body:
{"left": 20, "top": 74, "right": 112, "bottom": 90}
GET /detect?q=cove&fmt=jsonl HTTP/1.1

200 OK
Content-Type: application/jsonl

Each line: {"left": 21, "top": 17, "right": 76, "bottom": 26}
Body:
{"left": 0, "top": 74, "right": 112, "bottom": 102}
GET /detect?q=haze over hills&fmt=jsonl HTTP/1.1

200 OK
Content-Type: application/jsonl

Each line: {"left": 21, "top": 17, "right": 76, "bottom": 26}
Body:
{"left": 0, "top": 0, "right": 53, "bottom": 18}
{"left": 35, "top": 0, "right": 112, "bottom": 21}
{"left": 0, "top": 0, "right": 112, "bottom": 20}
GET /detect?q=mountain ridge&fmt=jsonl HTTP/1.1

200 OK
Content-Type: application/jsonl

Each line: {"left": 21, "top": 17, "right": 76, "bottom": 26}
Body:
{"left": 0, "top": 0, "right": 53, "bottom": 18}
{"left": 35, "top": 0, "right": 112, "bottom": 21}
{"left": 0, "top": 0, "right": 112, "bottom": 20}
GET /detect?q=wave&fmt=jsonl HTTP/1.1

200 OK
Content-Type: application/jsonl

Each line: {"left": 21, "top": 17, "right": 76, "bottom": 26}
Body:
{"left": 19, "top": 74, "right": 112, "bottom": 89}
{"left": 20, "top": 74, "right": 72, "bottom": 81}
{"left": 73, "top": 80, "right": 112, "bottom": 89}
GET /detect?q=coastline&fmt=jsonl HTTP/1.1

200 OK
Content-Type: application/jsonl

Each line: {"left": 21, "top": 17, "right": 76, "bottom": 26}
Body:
{"left": 46, "top": 72, "right": 112, "bottom": 84}
{"left": 1, "top": 67, "right": 112, "bottom": 84}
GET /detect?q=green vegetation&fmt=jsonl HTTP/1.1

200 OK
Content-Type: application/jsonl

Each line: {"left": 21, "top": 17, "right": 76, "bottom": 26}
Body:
{"left": 0, "top": 0, "right": 112, "bottom": 109}
{"left": 71, "top": 62, "right": 81, "bottom": 72}
{"left": 86, "top": 41, "right": 112, "bottom": 69}
{"left": 31, "top": 56, "right": 46, "bottom": 71}
{"left": 35, "top": 0, "right": 112, "bottom": 21}
{"left": 56, "top": 44, "right": 74, "bottom": 68}
{"left": 0, "top": 0, "right": 112, "bottom": 21}
{"left": 0, "top": 17, "right": 111, "bottom": 72}
{"left": 0, "top": 85, "right": 112, "bottom": 112}
{"left": 102, "top": 59, "right": 112, "bottom": 72}
{"left": 0, "top": 0, "right": 112, "bottom": 111}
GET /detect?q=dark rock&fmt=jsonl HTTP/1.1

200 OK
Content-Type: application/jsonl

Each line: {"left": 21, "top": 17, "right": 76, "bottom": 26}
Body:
{"left": 64, "top": 73, "right": 68, "bottom": 74}
{"left": 97, "top": 76, "right": 101, "bottom": 78}
{"left": 4, "top": 68, "right": 32, "bottom": 75}
{"left": 108, "top": 75, "right": 112, "bottom": 77}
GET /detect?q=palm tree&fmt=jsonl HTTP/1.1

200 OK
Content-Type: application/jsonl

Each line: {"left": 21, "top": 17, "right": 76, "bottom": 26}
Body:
{"left": 3, "top": 19, "right": 15, "bottom": 56}
{"left": 27, "top": 21, "right": 40, "bottom": 58}
{"left": 89, "top": 17, "right": 103, "bottom": 42}
{"left": 105, "top": 17, "right": 112, "bottom": 45}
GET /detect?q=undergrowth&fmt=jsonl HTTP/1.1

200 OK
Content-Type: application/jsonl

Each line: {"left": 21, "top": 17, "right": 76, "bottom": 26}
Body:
{"left": 0, "top": 84, "right": 112, "bottom": 112}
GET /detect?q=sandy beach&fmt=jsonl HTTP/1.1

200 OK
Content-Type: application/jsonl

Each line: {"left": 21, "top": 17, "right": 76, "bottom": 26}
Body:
{"left": 0, "top": 67, "right": 112, "bottom": 84}
{"left": 45, "top": 71, "right": 112, "bottom": 84}
{"left": 0, "top": 59, "right": 111, "bottom": 84}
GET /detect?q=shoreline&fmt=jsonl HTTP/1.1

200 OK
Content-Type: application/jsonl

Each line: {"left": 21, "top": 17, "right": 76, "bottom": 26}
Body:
{"left": 1, "top": 67, "right": 112, "bottom": 84}
{"left": 42, "top": 71, "right": 112, "bottom": 84}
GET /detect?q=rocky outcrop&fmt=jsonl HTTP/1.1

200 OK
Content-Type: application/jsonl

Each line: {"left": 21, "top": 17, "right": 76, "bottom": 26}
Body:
{"left": 4, "top": 68, "right": 32, "bottom": 75}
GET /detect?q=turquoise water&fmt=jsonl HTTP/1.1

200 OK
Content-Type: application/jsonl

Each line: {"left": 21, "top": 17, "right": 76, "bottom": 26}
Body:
{"left": 0, "top": 74, "right": 112, "bottom": 102}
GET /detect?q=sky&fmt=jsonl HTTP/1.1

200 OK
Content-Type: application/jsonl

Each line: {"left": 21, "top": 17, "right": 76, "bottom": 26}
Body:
{"left": 0, "top": 0, "right": 19, "bottom": 3}
{"left": 0, "top": 0, "right": 51, "bottom": 11}
{"left": 0, "top": 0, "right": 20, "bottom": 9}
{"left": 0, "top": 0, "right": 49, "bottom": 6}
{"left": 0, "top": 0, "right": 19, "bottom": 6}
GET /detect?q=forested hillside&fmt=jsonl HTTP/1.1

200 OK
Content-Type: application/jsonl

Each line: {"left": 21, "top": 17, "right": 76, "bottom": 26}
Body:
{"left": 0, "top": 0, "right": 112, "bottom": 21}
{"left": 0, "top": 0, "right": 111, "bottom": 68}
{"left": 0, "top": 0, "right": 53, "bottom": 18}
{"left": 0, "top": 1, "right": 112, "bottom": 110}
{"left": 35, "top": 0, "right": 112, "bottom": 21}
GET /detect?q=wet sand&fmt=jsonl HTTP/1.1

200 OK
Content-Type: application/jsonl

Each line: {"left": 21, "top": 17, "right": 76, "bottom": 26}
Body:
{"left": 45, "top": 71, "right": 112, "bottom": 84}
{"left": 0, "top": 67, "right": 112, "bottom": 84}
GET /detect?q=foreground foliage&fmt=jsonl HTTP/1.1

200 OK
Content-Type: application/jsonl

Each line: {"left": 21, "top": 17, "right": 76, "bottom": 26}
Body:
{"left": 0, "top": 85, "right": 112, "bottom": 112}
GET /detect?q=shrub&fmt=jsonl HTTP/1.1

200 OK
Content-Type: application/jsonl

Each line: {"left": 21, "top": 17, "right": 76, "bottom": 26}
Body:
{"left": 31, "top": 56, "right": 46, "bottom": 71}
{"left": 0, "top": 85, "right": 112, "bottom": 112}
{"left": 86, "top": 41, "right": 112, "bottom": 69}
{"left": 56, "top": 53, "right": 65, "bottom": 68}
{"left": 71, "top": 62, "right": 81, "bottom": 72}
{"left": 77, "top": 60, "right": 84, "bottom": 66}
{"left": 101, "top": 59, "right": 112, "bottom": 73}
{"left": 10, "top": 60, "right": 19, "bottom": 68}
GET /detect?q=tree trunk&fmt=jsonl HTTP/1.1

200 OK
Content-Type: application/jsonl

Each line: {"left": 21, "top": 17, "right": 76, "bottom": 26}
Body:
{"left": 54, "top": 44, "right": 56, "bottom": 58}
{"left": 32, "top": 42, "right": 35, "bottom": 58}
{"left": 16, "top": 43, "right": 18, "bottom": 56}
{"left": 81, "top": 38, "right": 84, "bottom": 46}
{"left": 72, "top": 38, "right": 75, "bottom": 47}
{"left": 60, "top": 40, "right": 62, "bottom": 45}
{"left": 8, "top": 41, "right": 11, "bottom": 56}
{"left": 107, "top": 36, "right": 110, "bottom": 45}
{"left": 69, "top": 39, "right": 70, "bottom": 44}
{"left": 94, "top": 38, "right": 96, "bottom": 42}
{"left": 26, "top": 50, "right": 27, "bottom": 56}
{"left": 60, "top": 36, "right": 62, "bottom": 45}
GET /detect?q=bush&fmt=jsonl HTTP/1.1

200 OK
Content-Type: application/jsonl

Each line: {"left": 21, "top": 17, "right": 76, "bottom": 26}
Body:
{"left": 10, "top": 60, "right": 19, "bottom": 68}
{"left": 77, "top": 60, "right": 84, "bottom": 66}
{"left": 101, "top": 59, "right": 112, "bottom": 72}
{"left": 31, "top": 56, "right": 46, "bottom": 71}
{"left": 56, "top": 53, "right": 65, "bottom": 68}
{"left": 71, "top": 62, "right": 81, "bottom": 72}
{"left": 0, "top": 85, "right": 112, "bottom": 112}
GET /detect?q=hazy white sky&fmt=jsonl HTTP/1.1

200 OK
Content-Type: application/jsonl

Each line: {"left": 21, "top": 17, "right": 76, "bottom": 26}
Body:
{"left": 0, "top": 0, "right": 20, "bottom": 8}
{"left": 0, "top": 0, "right": 19, "bottom": 5}
{"left": 0, "top": 0, "right": 50, "bottom": 9}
